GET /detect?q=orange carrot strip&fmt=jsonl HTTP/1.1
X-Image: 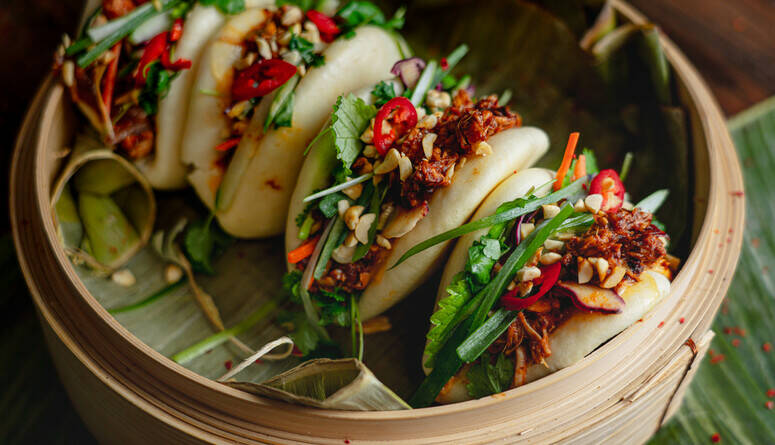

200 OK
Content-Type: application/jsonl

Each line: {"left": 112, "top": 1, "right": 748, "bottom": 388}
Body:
{"left": 554, "top": 132, "right": 580, "bottom": 190}
{"left": 572, "top": 154, "right": 587, "bottom": 181}
{"left": 288, "top": 236, "right": 320, "bottom": 264}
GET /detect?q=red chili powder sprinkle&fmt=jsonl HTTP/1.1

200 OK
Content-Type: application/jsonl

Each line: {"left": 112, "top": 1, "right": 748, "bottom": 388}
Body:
{"left": 764, "top": 342, "right": 772, "bottom": 352}
{"left": 709, "top": 349, "right": 716, "bottom": 356}
{"left": 679, "top": 317, "right": 685, "bottom": 324}
{"left": 708, "top": 270, "right": 715, "bottom": 274}
{"left": 735, "top": 327, "right": 747, "bottom": 337}
{"left": 766, "top": 401, "right": 774, "bottom": 410}
{"left": 711, "top": 433, "right": 721, "bottom": 443}
{"left": 730, "top": 191, "right": 744, "bottom": 197}
{"left": 732, "top": 339, "right": 740, "bottom": 347}
{"left": 724, "top": 327, "right": 732, "bottom": 335}
{"left": 714, "top": 229, "right": 720, "bottom": 234}
{"left": 766, "top": 389, "right": 775, "bottom": 398}
{"left": 254, "top": 359, "right": 263, "bottom": 364}
{"left": 292, "top": 346, "right": 304, "bottom": 357}
{"left": 658, "top": 321, "right": 665, "bottom": 328}
{"left": 752, "top": 238, "right": 761, "bottom": 248}
{"left": 728, "top": 228, "right": 733, "bottom": 233}
{"left": 344, "top": 440, "right": 351, "bottom": 444}
{"left": 711, "top": 355, "right": 725, "bottom": 364}
{"left": 224, "top": 360, "right": 233, "bottom": 370}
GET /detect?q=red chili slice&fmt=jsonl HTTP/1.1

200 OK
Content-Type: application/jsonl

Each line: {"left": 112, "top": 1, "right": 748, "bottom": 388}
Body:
{"left": 231, "top": 59, "right": 297, "bottom": 102}
{"left": 500, "top": 262, "right": 562, "bottom": 311}
{"left": 214, "top": 137, "right": 241, "bottom": 152}
{"left": 169, "top": 18, "right": 184, "bottom": 42}
{"left": 134, "top": 31, "right": 169, "bottom": 86}
{"left": 589, "top": 169, "right": 626, "bottom": 212}
{"left": 161, "top": 49, "right": 192, "bottom": 71}
{"left": 306, "top": 10, "right": 341, "bottom": 42}
{"left": 373, "top": 97, "right": 418, "bottom": 155}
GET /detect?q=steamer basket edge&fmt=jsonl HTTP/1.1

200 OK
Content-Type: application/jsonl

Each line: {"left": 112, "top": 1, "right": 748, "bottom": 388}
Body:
{"left": 11, "top": 1, "right": 745, "bottom": 443}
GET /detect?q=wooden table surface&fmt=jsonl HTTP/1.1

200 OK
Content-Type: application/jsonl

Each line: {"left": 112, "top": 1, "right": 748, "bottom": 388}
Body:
{"left": 0, "top": 0, "right": 773, "bottom": 442}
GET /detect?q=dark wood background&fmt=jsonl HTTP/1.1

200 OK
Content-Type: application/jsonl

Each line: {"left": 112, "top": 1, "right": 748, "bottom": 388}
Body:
{"left": 0, "top": 0, "right": 773, "bottom": 442}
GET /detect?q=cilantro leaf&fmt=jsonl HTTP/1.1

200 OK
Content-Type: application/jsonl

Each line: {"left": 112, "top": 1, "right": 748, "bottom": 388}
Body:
{"left": 138, "top": 62, "right": 176, "bottom": 115}
{"left": 466, "top": 352, "right": 514, "bottom": 399}
{"left": 289, "top": 35, "right": 325, "bottom": 67}
{"left": 183, "top": 216, "right": 234, "bottom": 274}
{"left": 465, "top": 237, "right": 502, "bottom": 290}
{"left": 326, "top": 94, "right": 377, "bottom": 183}
{"left": 282, "top": 270, "right": 303, "bottom": 304}
{"left": 295, "top": 199, "right": 317, "bottom": 227}
{"left": 199, "top": 0, "right": 245, "bottom": 14}
{"left": 424, "top": 274, "right": 472, "bottom": 369}
{"left": 316, "top": 287, "right": 351, "bottom": 327}
{"left": 371, "top": 81, "right": 396, "bottom": 107}
{"left": 276, "top": 311, "right": 321, "bottom": 356}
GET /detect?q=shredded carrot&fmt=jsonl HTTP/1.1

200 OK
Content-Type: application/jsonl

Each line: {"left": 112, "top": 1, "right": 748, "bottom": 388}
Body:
{"left": 288, "top": 236, "right": 320, "bottom": 264}
{"left": 554, "top": 132, "right": 580, "bottom": 190}
{"left": 214, "top": 137, "right": 241, "bottom": 152}
{"left": 572, "top": 154, "right": 586, "bottom": 181}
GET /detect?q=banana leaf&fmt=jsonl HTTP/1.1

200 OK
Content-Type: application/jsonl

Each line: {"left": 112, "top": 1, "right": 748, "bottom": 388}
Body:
{"left": 225, "top": 358, "right": 411, "bottom": 410}
{"left": 650, "top": 97, "right": 775, "bottom": 444}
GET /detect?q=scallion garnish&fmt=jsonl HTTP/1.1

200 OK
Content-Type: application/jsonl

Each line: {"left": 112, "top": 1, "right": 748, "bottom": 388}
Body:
{"left": 302, "top": 173, "right": 374, "bottom": 203}
{"left": 390, "top": 177, "right": 586, "bottom": 269}
{"left": 635, "top": 189, "right": 669, "bottom": 214}
{"left": 409, "top": 60, "right": 438, "bottom": 107}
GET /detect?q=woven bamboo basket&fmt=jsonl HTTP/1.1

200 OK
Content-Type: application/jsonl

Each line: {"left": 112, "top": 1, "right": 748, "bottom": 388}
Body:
{"left": 11, "top": 1, "right": 744, "bottom": 443}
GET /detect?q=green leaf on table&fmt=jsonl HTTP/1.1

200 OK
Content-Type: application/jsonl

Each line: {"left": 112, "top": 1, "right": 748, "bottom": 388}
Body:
{"left": 650, "top": 97, "right": 775, "bottom": 444}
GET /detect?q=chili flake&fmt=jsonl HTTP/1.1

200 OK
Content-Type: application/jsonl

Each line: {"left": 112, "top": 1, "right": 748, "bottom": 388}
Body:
{"left": 766, "top": 401, "right": 774, "bottom": 410}
{"left": 764, "top": 342, "right": 772, "bottom": 352}
{"left": 711, "top": 433, "right": 721, "bottom": 443}
{"left": 679, "top": 317, "right": 685, "bottom": 324}
{"left": 224, "top": 360, "right": 233, "bottom": 370}
{"left": 658, "top": 321, "right": 665, "bottom": 328}
{"left": 731, "top": 339, "right": 740, "bottom": 347}
{"left": 766, "top": 389, "right": 775, "bottom": 398}
{"left": 711, "top": 354, "right": 725, "bottom": 364}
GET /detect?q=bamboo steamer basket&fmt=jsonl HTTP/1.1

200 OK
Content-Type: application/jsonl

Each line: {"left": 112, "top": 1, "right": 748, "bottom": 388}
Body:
{"left": 11, "top": 1, "right": 744, "bottom": 443}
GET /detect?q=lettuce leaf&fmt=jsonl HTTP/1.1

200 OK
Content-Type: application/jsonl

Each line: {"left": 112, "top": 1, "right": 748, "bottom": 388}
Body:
{"left": 466, "top": 352, "right": 514, "bottom": 399}
{"left": 424, "top": 274, "right": 472, "bottom": 369}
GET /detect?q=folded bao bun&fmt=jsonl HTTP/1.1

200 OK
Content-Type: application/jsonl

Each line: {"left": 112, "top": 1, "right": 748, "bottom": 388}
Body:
{"left": 287, "top": 123, "right": 551, "bottom": 321}
{"left": 425, "top": 169, "right": 672, "bottom": 404}
{"left": 137, "top": 1, "right": 273, "bottom": 189}
{"left": 183, "top": 23, "right": 406, "bottom": 238}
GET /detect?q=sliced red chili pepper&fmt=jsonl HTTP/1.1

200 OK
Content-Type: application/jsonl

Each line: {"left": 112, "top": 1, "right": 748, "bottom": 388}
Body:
{"left": 161, "top": 49, "right": 192, "bottom": 71}
{"left": 500, "top": 262, "right": 562, "bottom": 311}
{"left": 101, "top": 43, "right": 121, "bottom": 111}
{"left": 306, "top": 10, "right": 340, "bottom": 42}
{"left": 589, "top": 169, "right": 626, "bottom": 212}
{"left": 231, "top": 59, "right": 297, "bottom": 102}
{"left": 373, "top": 97, "right": 418, "bottom": 155}
{"left": 134, "top": 31, "right": 168, "bottom": 86}
{"left": 214, "top": 137, "right": 241, "bottom": 152}
{"left": 169, "top": 18, "right": 184, "bottom": 42}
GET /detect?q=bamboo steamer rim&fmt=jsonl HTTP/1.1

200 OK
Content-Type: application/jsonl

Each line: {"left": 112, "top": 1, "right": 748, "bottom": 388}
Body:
{"left": 11, "top": 0, "right": 745, "bottom": 442}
